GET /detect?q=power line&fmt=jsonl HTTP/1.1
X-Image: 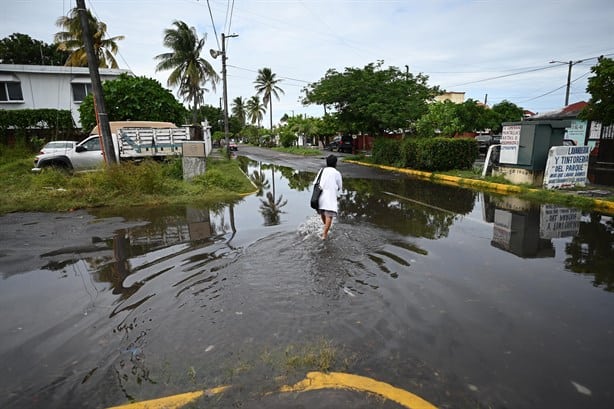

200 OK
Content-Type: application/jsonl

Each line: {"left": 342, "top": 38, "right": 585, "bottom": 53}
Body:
{"left": 206, "top": 0, "right": 220, "bottom": 49}
{"left": 521, "top": 70, "right": 591, "bottom": 102}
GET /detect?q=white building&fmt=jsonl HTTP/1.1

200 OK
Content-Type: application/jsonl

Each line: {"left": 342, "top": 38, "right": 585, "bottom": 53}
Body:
{"left": 0, "top": 64, "right": 132, "bottom": 129}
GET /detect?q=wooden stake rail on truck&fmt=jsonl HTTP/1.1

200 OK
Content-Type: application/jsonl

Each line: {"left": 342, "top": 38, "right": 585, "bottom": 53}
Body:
{"left": 32, "top": 124, "right": 190, "bottom": 172}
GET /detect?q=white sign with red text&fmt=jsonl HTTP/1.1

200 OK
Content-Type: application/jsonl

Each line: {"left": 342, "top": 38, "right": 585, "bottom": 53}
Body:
{"left": 500, "top": 125, "right": 521, "bottom": 164}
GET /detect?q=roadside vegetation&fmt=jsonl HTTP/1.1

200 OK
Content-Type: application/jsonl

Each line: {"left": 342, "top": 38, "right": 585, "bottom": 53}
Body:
{"left": 349, "top": 150, "right": 614, "bottom": 212}
{"left": 0, "top": 146, "right": 255, "bottom": 214}
{"left": 272, "top": 146, "right": 321, "bottom": 156}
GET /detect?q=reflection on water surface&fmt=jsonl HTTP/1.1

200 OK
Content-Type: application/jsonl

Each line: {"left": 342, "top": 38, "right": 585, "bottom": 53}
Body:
{"left": 1, "top": 159, "right": 613, "bottom": 409}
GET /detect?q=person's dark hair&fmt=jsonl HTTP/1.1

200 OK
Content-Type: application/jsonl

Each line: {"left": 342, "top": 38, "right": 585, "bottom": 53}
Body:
{"left": 326, "top": 154, "right": 337, "bottom": 168}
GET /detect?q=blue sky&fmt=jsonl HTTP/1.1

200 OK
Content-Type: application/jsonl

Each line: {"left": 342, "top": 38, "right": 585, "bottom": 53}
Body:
{"left": 3, "top": 0, "right": 614, "bottom": 124}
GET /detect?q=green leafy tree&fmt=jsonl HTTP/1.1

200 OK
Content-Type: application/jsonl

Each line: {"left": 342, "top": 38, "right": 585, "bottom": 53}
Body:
{"left": 490, "top": 100, "right": 524, "bottom": 133}
{"left": 54, "top": 7, "right": 124, "bottom": 68}
{"left": 198, "top": 104, "right": 223, "bottom": 132}
{"left": 254, "top": 68, "right": 285, "bottom": 131}
{"left": 415, "top": 101, "right": 461, "bottom": 137}
{"left": 0, "top": 33, "right": 69, "bottom": 65}
{"left": 304, "top": 61, "right": 439, "bottom": 136}
{"left": 580, "top": 56, "right": 614, "bottom": 126}
{"left": 231, "top": 96, "right": 247, "bottom": 127}
{"left": 155, "top": 20, "right": 219, "bottom": 124}
{"left": 79, "top": 74, "right": 187, "bottom": 132}
{"left": 456, "top": 99, "right": 496, "bottom": 133}
{"left": 246, "top": 95, "right": 265, "bottom": 126}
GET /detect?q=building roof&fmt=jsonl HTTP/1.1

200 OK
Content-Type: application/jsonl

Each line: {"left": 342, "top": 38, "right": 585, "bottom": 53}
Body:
{"left": 0, "top": 63, "right": 132, "bottom": 77}
{"left": 527, "top": 101, "right": 588, "bottom": 120}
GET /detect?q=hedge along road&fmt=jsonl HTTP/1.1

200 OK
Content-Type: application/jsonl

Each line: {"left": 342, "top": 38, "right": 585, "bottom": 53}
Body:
{"left": 2, "top": 146, "right": 614, "bottom": 409}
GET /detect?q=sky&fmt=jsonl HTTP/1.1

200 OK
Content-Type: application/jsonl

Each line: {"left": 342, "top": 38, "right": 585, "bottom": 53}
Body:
{"left": 2, "top": 0, "right": 614, "bottom": 127}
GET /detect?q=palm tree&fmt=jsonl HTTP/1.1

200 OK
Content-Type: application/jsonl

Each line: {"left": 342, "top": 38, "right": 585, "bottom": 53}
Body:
{"left": 54, "top": 7, "right": 124, "bottom": 68}
{"left": 246, "top": 95, "right": 265, "bottom": 127}
{"left": 254, "top": 68, "right": 285, "bottom": 132}
{"left": 155, "top": 20, "right": 219, "bottom": 124}
{"left": 231, "top": 96, "right": 247, "bottom": 127}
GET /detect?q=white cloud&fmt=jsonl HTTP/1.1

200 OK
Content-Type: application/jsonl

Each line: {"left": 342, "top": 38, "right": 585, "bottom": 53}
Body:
{"left": 2, "top": 0, "right": 613, "bottom": 121}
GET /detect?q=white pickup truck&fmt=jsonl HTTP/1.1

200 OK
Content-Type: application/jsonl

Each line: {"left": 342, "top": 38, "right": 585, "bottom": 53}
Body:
{"left": 32, "top": 122, "right": 190, "bottom": 172}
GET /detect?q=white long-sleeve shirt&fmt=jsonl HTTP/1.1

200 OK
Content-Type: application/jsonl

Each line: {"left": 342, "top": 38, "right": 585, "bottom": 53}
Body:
{"left": 315, "top": 167, "right": 343, "bottom": 212}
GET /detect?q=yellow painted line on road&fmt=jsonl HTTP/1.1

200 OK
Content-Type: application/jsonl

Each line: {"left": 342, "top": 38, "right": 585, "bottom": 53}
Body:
{"left": 106, "top": 371, "right": 438, "bottom": 409}
{"left": 347, "top": 159, "right": 614, "bottom": 214}
{"left": 279, "top": 371, "right": 438, "bottom": 409}
{"left": 107, "top": 386, "right": 229, "bottom": 409}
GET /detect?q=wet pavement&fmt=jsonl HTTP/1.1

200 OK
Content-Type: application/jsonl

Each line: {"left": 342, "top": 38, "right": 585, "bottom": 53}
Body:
{"left": 1, "top": 149, "right": 614, "bottom": 409}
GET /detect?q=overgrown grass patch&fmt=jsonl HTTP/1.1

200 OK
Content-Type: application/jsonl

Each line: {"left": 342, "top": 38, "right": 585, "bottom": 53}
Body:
{"left": 272, "top": 146, "right": 321, "bottom": 156}
{"left": 0, "top": 148, "right": 255, "bottom": 214}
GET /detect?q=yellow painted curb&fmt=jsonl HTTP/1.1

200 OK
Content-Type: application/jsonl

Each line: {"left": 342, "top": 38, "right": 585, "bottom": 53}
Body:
{"left": 280, "top": 371, "right": 437, "bottom": 409}
{"left": 106, "top": 371, "right": 439, "bottom": 409}
{"left": 107, "top": 386, "right": 229, "bottom": 409}
{"left": 346, "top": 159, "right": 614, "bottom": 214}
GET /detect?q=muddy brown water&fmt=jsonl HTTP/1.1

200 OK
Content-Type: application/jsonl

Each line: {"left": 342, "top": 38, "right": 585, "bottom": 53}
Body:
{"left": 1, "top": 156, "right": 614, "bottom": 409}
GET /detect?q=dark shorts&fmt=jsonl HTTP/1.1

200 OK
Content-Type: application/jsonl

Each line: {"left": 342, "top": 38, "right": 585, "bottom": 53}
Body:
{"left": 319, "top": 210, "right": 337, "bottom": 218}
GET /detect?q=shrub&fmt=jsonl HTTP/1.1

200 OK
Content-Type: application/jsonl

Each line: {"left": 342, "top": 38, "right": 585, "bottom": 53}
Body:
{"left": 372, "top": 138, "right": 401, "bottom": 166}
{"left": 375, "top": 136, "right": 478, "bottom": 171}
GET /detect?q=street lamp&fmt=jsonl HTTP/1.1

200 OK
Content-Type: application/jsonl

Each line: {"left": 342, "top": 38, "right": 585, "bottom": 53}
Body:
{"left": 549, "top": 59, "right": 583, "bottom": 106}
{"left": 210, "top": 33, "right": 238, "bottom": 157}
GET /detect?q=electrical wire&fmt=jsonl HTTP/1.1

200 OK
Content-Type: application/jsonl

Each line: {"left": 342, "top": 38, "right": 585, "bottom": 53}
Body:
{"left": 206, "top": 0, "right": 220, "bottom": 49}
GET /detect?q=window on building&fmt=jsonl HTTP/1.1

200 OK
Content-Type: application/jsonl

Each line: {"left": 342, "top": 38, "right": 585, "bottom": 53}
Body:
{"left": 72, "top": 83, "right": 92, "bottom": 102}
{"left": 0, "top": 81, "right": 24, "bottom": 102}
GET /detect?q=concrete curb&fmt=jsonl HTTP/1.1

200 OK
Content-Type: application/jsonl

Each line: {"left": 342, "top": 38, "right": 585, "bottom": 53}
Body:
{"left": 346, "top": 160, "right": 614, "bottom": 215}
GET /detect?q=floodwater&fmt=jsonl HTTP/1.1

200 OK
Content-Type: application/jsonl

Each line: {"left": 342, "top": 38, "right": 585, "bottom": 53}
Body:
{"left": 1, "top": 157, "right": 614, "bottom": 409}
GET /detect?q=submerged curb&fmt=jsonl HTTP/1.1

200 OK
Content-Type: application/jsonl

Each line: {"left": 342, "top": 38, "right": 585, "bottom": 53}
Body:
{"left": 346, "top": 160, "right": 614, "bottom": 215}
{"left": 106, "top": 372, "right": 437, "bottom": 409}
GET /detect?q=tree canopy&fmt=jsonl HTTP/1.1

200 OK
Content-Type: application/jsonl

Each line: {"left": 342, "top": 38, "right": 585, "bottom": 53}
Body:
{"left": 54, "top": 7, "right": 124, "bottom": 68}
{"left": 580, "top": 56, "right": 614, "bottom": 126}
{"left": 0, "top": 33, "right": 69, "bottom": 65}
{"left": 490, "top": 100, "right": 524, "bottom": 132}
{"left": 155, "top": 20, "right": 219, "bottom": 124}
{"left": 254, "top": 68, "right": 284, "bottom": 131}
{"left": 303, "top": 61, "right": 440, "bottom": 136}
{"left": 79, "top": 74, "right": 187, "bottom": 132}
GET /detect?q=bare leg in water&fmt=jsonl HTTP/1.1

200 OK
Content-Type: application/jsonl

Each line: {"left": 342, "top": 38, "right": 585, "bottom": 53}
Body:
{"left": 320, "top": 213, "right": 333, "bottom": 240}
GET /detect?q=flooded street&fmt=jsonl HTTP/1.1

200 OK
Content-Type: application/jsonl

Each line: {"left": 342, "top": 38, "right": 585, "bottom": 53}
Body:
{"left": 1, "top": 150, "right": 614, "bottom": 409}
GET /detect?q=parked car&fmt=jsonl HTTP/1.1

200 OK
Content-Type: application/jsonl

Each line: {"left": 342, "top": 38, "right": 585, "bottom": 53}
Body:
{"left": 229, "top": 140, "right": 238, "bottom": 151}
{"left": 39, "top": 140, "right": 76, "bottom": 155}
{"left": 475, "top": 134, "right": 494, "bottom": 155}
{"left": 327, "top": 135, "right": 353, "bottom": 153}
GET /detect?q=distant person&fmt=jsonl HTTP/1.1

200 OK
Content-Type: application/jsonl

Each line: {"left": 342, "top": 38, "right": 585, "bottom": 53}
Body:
{"left": 316, "top": 154, "right": 343, "bottom": 240}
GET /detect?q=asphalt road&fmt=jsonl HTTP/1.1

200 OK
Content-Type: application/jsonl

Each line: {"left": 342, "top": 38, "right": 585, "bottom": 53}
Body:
{"left": 234, "top": 145, "right": 400, "bottom": 179}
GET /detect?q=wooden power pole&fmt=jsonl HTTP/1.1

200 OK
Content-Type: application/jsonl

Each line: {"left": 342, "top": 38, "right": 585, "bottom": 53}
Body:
{"left": 76, "top": 0, "right": 117, "bottom": 164}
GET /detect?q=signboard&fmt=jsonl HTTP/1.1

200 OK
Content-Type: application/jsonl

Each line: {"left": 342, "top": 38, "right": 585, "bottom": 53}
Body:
{"left": 565, "top": 120, "right": 587, "bottom": 145}
{"left": 500, "top": 125, "right": 521, "bottom": 164}
{"left": 542, "top": 145, "right": 590, "bottom": 189}
{"left": 589, "top": 121, "right": 602, "bottom": 140}
{"left": 539, "top": 205, "right": 581, "bottom": 239}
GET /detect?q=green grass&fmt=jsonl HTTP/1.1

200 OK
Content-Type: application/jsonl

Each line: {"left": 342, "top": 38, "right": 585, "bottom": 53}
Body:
{"left": 272, "top": 146, "right": 321, "bottom": 156}
{"left": 0, "top": 148, "right": 256, "bottom": 214}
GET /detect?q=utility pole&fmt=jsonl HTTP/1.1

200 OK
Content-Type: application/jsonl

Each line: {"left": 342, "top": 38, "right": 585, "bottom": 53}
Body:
{"left": 221, "top": 33, "right": 231, "bottom": 157}
{"left": 550, "top": 59, "right": 583, "bottom": 106}
{"left": 210, "top": 33, "right": 238, "bottom": 157}
{"left": 76, "top": 0, "right": 116, "bottom": 164}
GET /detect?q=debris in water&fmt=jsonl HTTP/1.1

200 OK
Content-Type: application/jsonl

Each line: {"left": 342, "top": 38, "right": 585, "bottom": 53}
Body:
{"left": 571, "top": 381, "right": 592, "bottom": 396}
{"left": 342, "top": 287, "right": 356, "bottom": 297}
{"left": 205, "top": 345, "right": 214, "bottom": 352}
